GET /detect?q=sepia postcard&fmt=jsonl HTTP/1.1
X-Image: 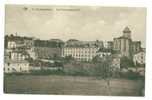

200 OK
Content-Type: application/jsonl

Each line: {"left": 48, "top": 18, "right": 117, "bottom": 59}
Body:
{"left": 4, "top": 4, "right": 146, "bottom": 96}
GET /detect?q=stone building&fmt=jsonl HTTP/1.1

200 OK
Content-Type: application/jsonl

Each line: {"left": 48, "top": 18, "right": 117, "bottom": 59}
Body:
{"left": 28, "top": 47, "right": 62, "bottom": 59}
{"left": 96, "top": 48, "right": 112, "bottom": 58}
{"left": 10, "top": 50, "right": 29, "bottom": 61}
{"left": 132, "top": 41, "right": 142, "bottom": 54}
{"left": 113, "top": 26, "right": 143, "bottom": 59}
{"left": 4, "top": 60, "right": 30, "bottom": 73}
{"left": 62, "top": 47, "right": 99, "bottom": 61}
{"left": 26, "top": 39, "right": 64, "bottom": 60}
{"left": 133, "top": 50, "right": 145, "bottom": 66}
{"left": 113, "top": 27, "right": 133, "bottom": 58}
{"left": 66, "top": 39, "right": 104, "bottom": 48}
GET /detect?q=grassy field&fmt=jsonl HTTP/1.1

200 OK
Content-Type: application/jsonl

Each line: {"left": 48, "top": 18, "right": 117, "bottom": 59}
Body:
{"left": 4, "top": 75, "right": 144, "bottom": 96}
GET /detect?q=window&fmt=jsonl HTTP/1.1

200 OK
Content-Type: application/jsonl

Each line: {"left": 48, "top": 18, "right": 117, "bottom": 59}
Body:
{"left": 20, "top": 67, "right": 22, "bottom": 71}
{"left": 7, "top": 63, "right": 10, "bottom": 66}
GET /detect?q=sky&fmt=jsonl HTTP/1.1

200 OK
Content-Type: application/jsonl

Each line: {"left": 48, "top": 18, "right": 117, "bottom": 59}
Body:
{"left": 5, "top": 5, "right": 146, "bottom": 47}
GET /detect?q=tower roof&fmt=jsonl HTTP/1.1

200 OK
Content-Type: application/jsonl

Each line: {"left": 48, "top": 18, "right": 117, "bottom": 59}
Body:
{"left": 123, "top": 26, "right": 131, "bottom": 33}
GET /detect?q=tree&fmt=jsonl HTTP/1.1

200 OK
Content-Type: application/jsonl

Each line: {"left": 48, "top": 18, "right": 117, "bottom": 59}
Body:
{"left": 64, "top": 55, "right": 75, "bottom": 63}
{"left": 94, "top": 55, "right": 113, "bottom": 95}
{"left": 92, "top": 55, "right": 101, "bottom": 63}
{"left": 120, "top": 56, "right": 135, "bottom": 68}
{"left": 25, "top": 57, "right": 33, "bottom": 63}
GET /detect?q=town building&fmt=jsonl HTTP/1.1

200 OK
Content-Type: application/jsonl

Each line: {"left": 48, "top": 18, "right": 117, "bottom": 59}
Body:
{"left": 23, "top": 37, "right": 34, "bottom": 48}
{"left": 66, "top": 39, "right": 104, "bottom": 48}
{"left": 113, "top": 27, "right": 133, "bottom": 58}
{"left": 62, "top": 47, "right": 99, "bottom": 61}
{"left": 28, "top": 47, "right": 62, "bottom": 59}
{"left": 4, "top": 48, "right": 30, "bottom": 73}
{"left": 10, "top": 50, "right": 29, "bottom": 61}
{"left": 96, "top": 48, "right": 112, "bottom": 58}
{"left": 113, "top": 26, "right": 143, "bottom": 59}
{"left": 107, "top": 41, "right": 114, "bottom": 49}
{"left": 132, "top": 41, "right": 142, "bottom": 54}
{"left": 4, "top": 60, "right": 30, "bottom": 73}
{"left": 6, "top": 34, "right": 26, "bottom": 49}
{"left": 7, "top": 40, "right": 25, "bottom": 49}
{"left": 103, "top": 41, "right": 114, "bottom": 49}
{"left": 111, "top": 54, "right": 121, "bottom": 70}
{"left": 25, "top": 39, "right": 64, "bottom": 60}
{"left": 133, "top": 50, "right": 145, "bottom": 66}
{"left": 4, "top": 50, "right": 11, "bottom": 60}
{"left": 113, "top": 36, "right": 132, "bottom": 58}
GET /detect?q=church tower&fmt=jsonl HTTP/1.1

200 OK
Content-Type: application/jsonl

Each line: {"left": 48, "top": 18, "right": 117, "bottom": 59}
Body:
{"left": 123, "top": 26, "right": 131, "bottom": 39}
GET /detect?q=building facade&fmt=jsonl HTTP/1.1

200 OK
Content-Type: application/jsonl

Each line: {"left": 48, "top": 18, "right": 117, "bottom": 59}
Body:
{"left": 62, "top": 47, "right": 99, "bottom": 61}
{"left": 133, "top": 51, "right": 145, "bottom": 66}
{"left": 10, "top": 51, "right": 29, "bottom": 61}
{"left": 113, "top": 26, "right": 143, "bottom": 59}
{"left": 113, "top": 27, "right": 133, "bottom": 58}
{"left": 113, "top": 37, "right": 132, "bottom": 58}
{"left": 132, "top": 41, "right": 142, "bottom": 53}
{"left": 4, "top": 60, "right": 30, "bottom": 73}
{"left": 7, "top": 40, "right": 25, "bottom": 49}
{"left": 96, "top": 48, "right": 112, "bottom": 58}
{"left": 111, "top": 57, "right": 121, "bottom": 70}
{"left": 66, "top": 39, "right": 104, "bottom": 48}
{"left": 29, "top": 47, "right": 62, "bottom": 59}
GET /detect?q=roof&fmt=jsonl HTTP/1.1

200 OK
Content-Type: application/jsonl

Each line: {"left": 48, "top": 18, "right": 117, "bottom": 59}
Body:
{"left": 5, "top": 60, "right": 29, "bottom": 64}
{"left": 67, "top": 39, "right": 79, "bottom": 42}
{"left": 123, "top": 26, "right": 131, "bottom": 33}
{"left": 49, "top": 39, "right": 64, "bottom": 43}
{"left": 97, "top": 48, "right": 112, "bottom": 53}
{"left": 134, "top": 50, "right": 145, "bottom": 55}
{"left": 117, "top": 36, "right": 132, "bottom": 40}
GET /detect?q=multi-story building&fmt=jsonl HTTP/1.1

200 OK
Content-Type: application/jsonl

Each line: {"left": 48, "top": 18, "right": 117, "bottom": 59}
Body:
{"left": 113, "top": 26, "right": 143, "bottom": 59}
{"left": 107, "top": 41, "right": 114, "bottom": 49}
{"left": 113, "top": 27, "right": 133, "bottom": 58}
{"left": 82, "top": 40, "right": 104, "bottom": 48}
{"left": 103, "top": 41, "right": 114, "bottom": 49}
{"left": 10, "top": 50, "right": 29, "bottom": 61}
{"left": 66, "top": 39, "right": 104, "bottom": 48}
{"left": 6, "top": 35, "right": 25, "bottom": 49}
{"left": 96, "top": 48, "right": 112, "bottom": 58}
{"left": 4, "top": 60, "right": 30, "bottom": 73}
{"left": 28, "top": 47, "right": 62, "bottom": 59}
{"left": 111, "top": 57, "right": 121, "bottom": 70}
{"left": 132, "top": 41, "right": 142, "bottom": 53}
{"left": 23, "top": 37, "right": 34, "bottom": 48}
{"left": 113, "top": 36, "right": 132, "bottom": 58}
{"left": 62, "top": 47, "right": 99, "bottom": 61}
{"left": 7, "top": 40, "right": 25, "bottom": 49}
{"left": 4, "top": 49, "right": 30, "bottom": 73}
{"left": 133, "top": 50, "right": 145, "bottom": 66}
{"left": 111, "top": 53, "right": 122, "bottom": 70}
{"left": 26, "top": 39, "right": 63, "bottom": 60}
{"left": 4, "top": 34, "right": 32, "bottom": 73}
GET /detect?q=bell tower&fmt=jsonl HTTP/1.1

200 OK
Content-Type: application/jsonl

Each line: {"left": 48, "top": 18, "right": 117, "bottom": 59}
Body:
{"left": 123, "top": 26, "right": 131, "bottom": 39}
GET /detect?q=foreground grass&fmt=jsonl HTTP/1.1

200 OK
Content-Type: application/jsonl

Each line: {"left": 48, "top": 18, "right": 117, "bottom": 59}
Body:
{"left": 4, "top": 75, "right": 144, "bottom": 96}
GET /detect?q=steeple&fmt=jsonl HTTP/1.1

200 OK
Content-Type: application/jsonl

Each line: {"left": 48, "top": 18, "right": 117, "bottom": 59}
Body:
{"left": 123, "top": 26, "right": 131, "bottom": 39}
